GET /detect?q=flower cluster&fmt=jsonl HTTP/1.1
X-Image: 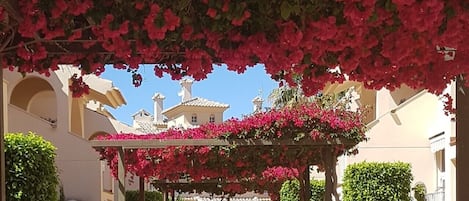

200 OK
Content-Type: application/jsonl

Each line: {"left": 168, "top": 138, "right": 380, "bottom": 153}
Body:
{"left": 261, "top": 166, "right": 299, "bottom": 182}
{"left": 442, "top": 93, "right": 456, "bottom": 120}
{"left": 95, "top": 103, "right": 366, "bottom": 199}
{"left": 1, "top": 0, "right": 469, "bottom": 97}
{"left": 69, "top": 73, "right": 90, "bottom": 98}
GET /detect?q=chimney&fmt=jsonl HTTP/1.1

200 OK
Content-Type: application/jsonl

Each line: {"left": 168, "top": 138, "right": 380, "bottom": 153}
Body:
{"left": 152, "top": 93, "right": 165, "bottom": 124}
{"left": 178, "top": 79, "right": 193, "bottom": 102}
{"left": 252, "top": 96, "right": 264, "bottom": 113}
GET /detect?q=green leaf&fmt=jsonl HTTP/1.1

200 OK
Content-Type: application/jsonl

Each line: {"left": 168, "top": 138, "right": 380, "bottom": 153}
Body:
{"left": 342, "top": 162, "right": 412, "bottom": 201}
{"left": 293, "top": 132, "right": 305, "bottom": 141}
{"left": 280, "top": 1, "right": 292, "bottom": 20}
{"left": 4, "top": 132, "right": 59, "bottom": 201}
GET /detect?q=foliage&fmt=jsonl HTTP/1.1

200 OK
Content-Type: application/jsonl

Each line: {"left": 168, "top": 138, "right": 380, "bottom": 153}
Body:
{"left": 342, "top": 162, "right": 413, "bottom": 201}
{"left": 126, "top": 190, "right": 163, "bottom": 201}
{"left": 269, "top": 85, "right": 310, "bottom": 109}
{"left": 268, "top": 84, "right": 354, "bottom": 110}
{"left": 4, "top": 132, "right": 59, "bottom": 201}
{"left": 412, "top": 183, "right": 427, "bottom": 201}
{"left": 1, "top": 1, "right": 469, "bottom": 97}
{"left": 59, "top": 184, "right": 65, "bottom": 201}
{"left": 280, "top": 179, "right": 325, "bottom": 201}
{"left": 280, "top": 180, "right": 300, "bottom": 201}
{"left": 96, "top": 102, "right": 366, "bottom": 198}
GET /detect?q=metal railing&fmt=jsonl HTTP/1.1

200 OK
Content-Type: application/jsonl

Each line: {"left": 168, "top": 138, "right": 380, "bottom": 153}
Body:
{"left": 425, "top": 191, "right": 444, "bottom": 201}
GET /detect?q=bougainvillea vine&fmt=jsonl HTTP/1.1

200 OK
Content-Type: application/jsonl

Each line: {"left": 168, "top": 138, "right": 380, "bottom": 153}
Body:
{"left": 95, "top": 103, "right": 366, "bottom": 199}
{"left": 0, "top": 0, "right": 469, "bottom": 97}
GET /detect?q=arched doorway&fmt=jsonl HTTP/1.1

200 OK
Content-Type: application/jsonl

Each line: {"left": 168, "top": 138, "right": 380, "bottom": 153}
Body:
{"left": 10, "top": 77, "right": 57, "bottom": 124}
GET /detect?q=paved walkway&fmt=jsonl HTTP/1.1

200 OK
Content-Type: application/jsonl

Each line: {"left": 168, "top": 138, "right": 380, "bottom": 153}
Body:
{"left": 182, "top": 197, "right": 270, "bottom": 201}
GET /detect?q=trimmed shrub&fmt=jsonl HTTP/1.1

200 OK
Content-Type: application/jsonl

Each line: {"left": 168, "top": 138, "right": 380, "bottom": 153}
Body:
{"left": 4, "top": 132, "right": 59, "bottom": 201}
{"left": 280, "top": 179, "right": 325, "bottom": 201}
{"left": 126, "top": 190, "right": 163, "bottom": 201}
{"left": 342, "top": 162, "right": 413, "bottom": 201}
{"left": 412, "top": 183, "right": 426, "bottom": 201}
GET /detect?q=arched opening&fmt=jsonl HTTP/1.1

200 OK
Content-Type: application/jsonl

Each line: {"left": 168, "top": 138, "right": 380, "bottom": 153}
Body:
{"left": 10, "top": 77, "right": 57, "bottom": 122}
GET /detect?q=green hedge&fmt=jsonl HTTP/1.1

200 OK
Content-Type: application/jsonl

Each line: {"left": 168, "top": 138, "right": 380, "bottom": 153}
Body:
{"left": 4, "top": 132, "right": 59, "bottom": 201}
{"left": 126, "top": 190, "right": 163, "bottom": 201}
{"left": 342, "top": 162, "right": 413, "bottom": 201}
{"left": 280, "top": 179, "right": 325, "bottom": 201}
{"left": 412, "top": 183, "right": 426, "bottom": 201}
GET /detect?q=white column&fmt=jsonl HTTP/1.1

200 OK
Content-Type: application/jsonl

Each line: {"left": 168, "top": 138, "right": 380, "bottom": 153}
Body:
{"left": 152, "top": 93, "right": 165, "bottom": 124}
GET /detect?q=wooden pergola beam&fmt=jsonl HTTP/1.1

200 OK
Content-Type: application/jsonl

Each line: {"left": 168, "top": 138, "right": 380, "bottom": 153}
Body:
{"left": 90, "top": 138, "right": 357, "bottom": 149}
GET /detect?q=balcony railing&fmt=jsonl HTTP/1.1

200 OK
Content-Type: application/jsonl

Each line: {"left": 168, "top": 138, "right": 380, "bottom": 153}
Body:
{"left": 425, "top": 191, "right": 444, "bottom": 201}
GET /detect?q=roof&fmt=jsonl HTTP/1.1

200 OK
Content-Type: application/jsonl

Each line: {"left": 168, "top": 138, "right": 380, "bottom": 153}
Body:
{"left": 134, "top": 120, "right": 166, "bottom": 134}
{"left": 181, "top": 97, "right": 229, "bottom": 108}
{"left": 163, "top": 97, "right": 229, "bottom": 115}
{"left": 131, "top": 109, "right": 152, "bottom": 117}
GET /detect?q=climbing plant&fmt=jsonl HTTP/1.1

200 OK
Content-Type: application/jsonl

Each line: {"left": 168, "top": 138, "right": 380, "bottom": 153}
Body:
{"left": 0, "top": 0, "right": 468, "bottom": 98}
{"left": 96, "top": 102, "right": 367, "bottom": 200}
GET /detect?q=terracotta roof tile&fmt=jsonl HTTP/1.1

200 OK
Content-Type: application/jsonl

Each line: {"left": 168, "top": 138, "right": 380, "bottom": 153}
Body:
{"left": 134, "top": 121, "right": 166, "bottom": 134}
{"left": 180, "top": 97, "right": 229, "bottom": 108}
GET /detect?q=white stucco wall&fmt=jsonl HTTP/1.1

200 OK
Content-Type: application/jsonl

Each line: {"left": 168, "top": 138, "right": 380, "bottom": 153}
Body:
{"left": 8, "top": 106, "right": 102, "bottom": 200}
{"left": 343, "top": 90, "right": 444, "bottom": 194}
{"left": 4, "top": 68, "right": 134, "bottom": 201}
{"left": 166, "top": 108, "right": 225, "bottom": 129}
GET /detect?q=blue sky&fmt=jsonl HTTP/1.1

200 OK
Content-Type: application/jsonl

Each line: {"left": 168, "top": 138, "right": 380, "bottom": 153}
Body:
{"left": 101, "top": 64, "right": 280, "bottom": 125}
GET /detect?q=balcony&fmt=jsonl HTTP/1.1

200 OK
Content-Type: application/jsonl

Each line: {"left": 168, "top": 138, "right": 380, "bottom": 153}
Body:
{"left": 426, "top": 191, "right": 444, "bottom": 201}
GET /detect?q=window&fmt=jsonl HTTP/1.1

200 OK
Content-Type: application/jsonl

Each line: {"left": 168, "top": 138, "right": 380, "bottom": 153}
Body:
{"left": 436, "top": 149, "right": 446, "bottom": 190}
{"left": 191, "top": 114, "right": 197, "bottom": 123}
{"left": 209, "top": 114, "right": 215, "bottom": 123}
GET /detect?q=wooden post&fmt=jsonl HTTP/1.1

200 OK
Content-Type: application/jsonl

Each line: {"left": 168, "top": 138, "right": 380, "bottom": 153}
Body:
{"left": 323, "top": 148, "right": 333, "bottom": 201}
{"left": 139, "top": 177, "right": 145, "bottom": 201}
{"left": 299, "top": 172, "right": 305, "bottom": 201}
{"left": 456, "top": 78, "right": 469, "bottom": 201}
{"left": 304, "top": 166, "right": 311, "bottom": 201}
{"left": 298, "top": 164, "right": 311, "bottom": 201}
{"left": 0, "top": 67, "right": 5, "bottom": 201}
{"left": 171, "top": 190, "right": 175, "bottom": 201}
{"left": 331, "top": 153, "right": 339, "bottom": 201}
{"left": 114, "top": 148, "right": 125, "bottom": 201}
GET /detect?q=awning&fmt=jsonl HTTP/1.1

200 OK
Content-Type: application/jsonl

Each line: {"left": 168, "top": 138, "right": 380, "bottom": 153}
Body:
{"left": 429, "top": 132, "right": 446, "bottom": 153}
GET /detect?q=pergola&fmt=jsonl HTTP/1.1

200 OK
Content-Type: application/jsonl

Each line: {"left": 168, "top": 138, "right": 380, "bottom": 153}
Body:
{"left": 0, "top": 1, "right": 469, "bottom": 200}
{"left": 91, "top": 103, "right": 366, "bottom": 201}
{"left": 91, "top": 138, "right": 358, "bottom": 201}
